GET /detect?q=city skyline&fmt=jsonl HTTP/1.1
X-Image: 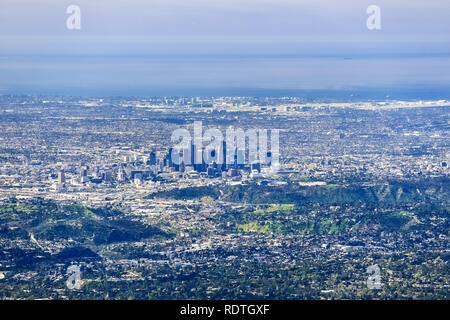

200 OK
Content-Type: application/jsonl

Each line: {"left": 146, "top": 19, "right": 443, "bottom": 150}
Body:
{"left": 0, "top": 0, "right": 448, "bottom": 305}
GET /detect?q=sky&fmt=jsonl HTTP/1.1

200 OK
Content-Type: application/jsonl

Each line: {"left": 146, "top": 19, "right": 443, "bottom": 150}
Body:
{"left": 0, "top": 0, "right": 449, "bottom": 97}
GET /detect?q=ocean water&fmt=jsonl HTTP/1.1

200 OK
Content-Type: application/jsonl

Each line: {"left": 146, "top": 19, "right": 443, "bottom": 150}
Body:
{"left": 0, "top": 54, "right": 449, "bottom": 99}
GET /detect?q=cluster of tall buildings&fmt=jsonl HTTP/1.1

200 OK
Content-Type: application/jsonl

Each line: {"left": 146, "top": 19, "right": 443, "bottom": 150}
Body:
{"left": 166, "top": 140, "right": 272, "bottom": 178}
{"left": 52, "top": 141, "right": 274, "bottom": 189}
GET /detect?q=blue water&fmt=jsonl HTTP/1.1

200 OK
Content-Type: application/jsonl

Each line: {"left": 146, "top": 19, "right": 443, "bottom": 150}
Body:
{"left": 1, "top": 54, "right": 449, "bottom": 99}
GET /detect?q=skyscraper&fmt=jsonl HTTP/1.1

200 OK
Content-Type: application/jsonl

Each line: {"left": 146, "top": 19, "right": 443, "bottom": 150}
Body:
{"left": 221, "top": 140, "right": 227, "bottom": 171}
{"left": 149, "top": 151, "right": 157, "bottom": 165}
{"left": 57, "top": 170, "right": 66, "bottom": 185}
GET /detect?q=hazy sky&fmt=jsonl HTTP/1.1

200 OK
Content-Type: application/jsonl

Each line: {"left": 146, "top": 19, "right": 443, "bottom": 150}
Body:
{"left": 1, "top": 0, "right": 449, "bottom": 55}
{"left": 0, "top": 1, "right": 449, "bottom": 96}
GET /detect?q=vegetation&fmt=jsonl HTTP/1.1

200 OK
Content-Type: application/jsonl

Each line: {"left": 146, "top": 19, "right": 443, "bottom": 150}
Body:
{"left": 0, "top": 177, "right": 448, "bottom": 299}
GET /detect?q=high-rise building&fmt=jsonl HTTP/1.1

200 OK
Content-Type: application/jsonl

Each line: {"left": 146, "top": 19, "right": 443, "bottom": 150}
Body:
{"left": 168, "top": 148, "right": 174, "bottom": 167}
{"left": 80, "top": 167, "right": 89, "bottom": 183}
{"left": 80, "top": 166, "right": 88, "bottom": 178}
{"left": 148, "top": 151, "right": 157, "bottom": 165}
{"left": 57, "top": 170, "right": 66, "bottom": 184}
{"left": 221, "top": 140, "right": 227, "bottom": 171}
{"left": 117, "top": 169, "right": 126, "bottom": 182}
{"left": 104, "top": 171, "right": 113, "bottom": 182}
{"left": 236, "top": 149, "right": 245, "bottom": 169}
{"left": 190, "top": 141, "right": 196, "bottom": 166}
